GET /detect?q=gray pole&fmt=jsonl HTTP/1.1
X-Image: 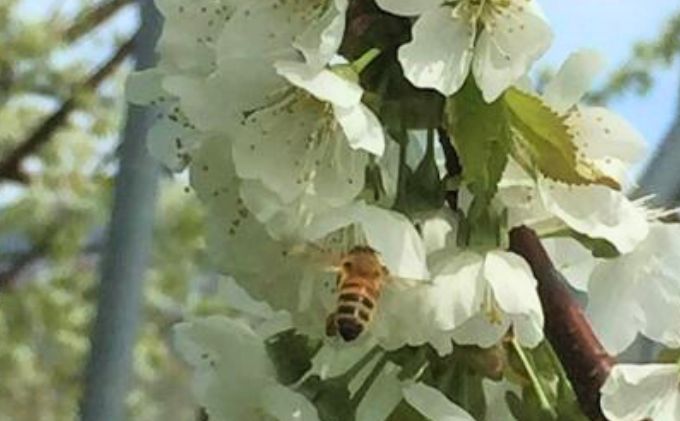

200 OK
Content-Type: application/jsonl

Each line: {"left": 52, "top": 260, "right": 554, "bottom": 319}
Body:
{"left": 638, "top": 65, "right": 680, "bottom": 206}
{"left": 79, "top": 1, "right": 162, "bottom": 420}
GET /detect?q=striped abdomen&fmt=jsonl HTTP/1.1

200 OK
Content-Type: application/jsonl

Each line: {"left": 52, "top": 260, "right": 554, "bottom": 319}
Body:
{"left": 330, "top": 278, "right": 380, "bottom": 342}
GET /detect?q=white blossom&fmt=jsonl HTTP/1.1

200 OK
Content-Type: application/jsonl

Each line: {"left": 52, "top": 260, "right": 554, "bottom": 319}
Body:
{"left": 154, "top": 0, "right": 235, "bottom": 75}
{"left": 137, "top": 3, "right": 680, "bottom": 420}
{"left": 126, "top": 0, "right": 240, "bottom": 170}
{"left": 601, "top": 364, "right": 680, "bottom": 421}
{"left": 193, "top": 135, "right": 441, "bottom": 346}
{"left": 587, "top": 223, "right": 680, "bottom": 354}
{"left": 499, "top": 51, "right": 649, "bottom": 254}
{"left": 375, "top": 0, "right": 552, "bottom": 101}
{"left": 163, "top": 0, "right": 347, "bottom": 133}
{"left": 174, "top": 316, "right": 320, "bottom": 421}
{"left": 228, "top": 58, "right": 383, "bottom": 209}
{"left": 431, "top": 250, "right": 544, "bottom": 348}
{"left": 542, "top": 236, "right": 598, "bottom": 292}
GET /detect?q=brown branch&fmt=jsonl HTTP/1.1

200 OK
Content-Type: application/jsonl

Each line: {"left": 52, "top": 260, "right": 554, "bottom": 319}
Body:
{"left": 509, "top": 226, "right": 614, "bottom": 421}
{"left": 436, "top": 128, "right": 462, "bottom": 211}
{"left": 0, "top": 247, "right": 45, "bottom": 291}
{"left": 436, "top": 126, "right": 613, "bottom": 418}
{"left": 0, "top": 33, "right": 137, "bottom": 183}
{"left": 64, "top": 0, "right": 136, "bottom": 44}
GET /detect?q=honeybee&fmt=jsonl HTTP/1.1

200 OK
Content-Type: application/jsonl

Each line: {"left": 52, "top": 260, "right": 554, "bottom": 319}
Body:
{"left": 325, "top": 246, "right": 389, "bottom": 342}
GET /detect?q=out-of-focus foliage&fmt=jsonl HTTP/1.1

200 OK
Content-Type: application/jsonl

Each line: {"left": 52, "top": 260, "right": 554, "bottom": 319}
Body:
{"left": 588, "top": 12, "right": 680, "bottom": 104}
{"left": 0, "top": 0, "right": 203, "bottom": 419}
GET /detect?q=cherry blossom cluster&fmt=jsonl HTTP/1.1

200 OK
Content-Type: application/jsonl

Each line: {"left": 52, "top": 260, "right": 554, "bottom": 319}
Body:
{"left": 130, "top": 0, "right": 680, "bottom": 419}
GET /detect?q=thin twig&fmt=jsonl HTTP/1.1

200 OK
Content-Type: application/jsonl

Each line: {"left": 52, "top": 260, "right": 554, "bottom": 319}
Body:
{"left": 0, "top": 247, "right": 45, "bottom": 291}
{"left": 0, "top": 32, "right": 137, "bottom": 183}
{"left": 64, "top": 0, "right": 136, "bottom": 44}
{"left": 436, "top": 128, "right": 463, "bottom": 211}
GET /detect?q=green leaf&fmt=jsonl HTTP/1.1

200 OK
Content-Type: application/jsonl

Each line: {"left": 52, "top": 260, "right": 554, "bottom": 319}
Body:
{"left": 504, "top": 88, "right": 620, "bottom": 189}
{"left": 546, "top": 229, "right": 621, "bottom": 259}
{"left": 445, "top": 78, "right": 512, "bottom": 198}
{"left": 447, "top": 367, "right": 487, "bottom": 420}
{"left": 386, "top": 401, "right": 429, "bottom": 421}
{"left": 656, "top": 348, "right": 680, "bottom": 364}
{"left": 266, "top": 330, "right": 321, "bottom": 385}
{"left": 298, "top": 376, "right": 354, "bottom": 421}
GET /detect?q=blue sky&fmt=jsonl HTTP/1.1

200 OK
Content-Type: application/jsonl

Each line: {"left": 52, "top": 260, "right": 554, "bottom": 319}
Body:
{"left": 18, "top": 1, "right": 680, "bottom": 162}
{"left": 541, "top": 1, "right": 680, "bottom": 156}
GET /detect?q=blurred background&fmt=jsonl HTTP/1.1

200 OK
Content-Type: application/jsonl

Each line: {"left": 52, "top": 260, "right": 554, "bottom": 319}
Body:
{"left": 0, "top": 0, "right": 678, "bottom": 420}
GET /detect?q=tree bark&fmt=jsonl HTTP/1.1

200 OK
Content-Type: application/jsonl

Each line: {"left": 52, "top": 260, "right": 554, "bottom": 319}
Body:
{"left": 509, "top": 227, "right": 614, "bottom": 421}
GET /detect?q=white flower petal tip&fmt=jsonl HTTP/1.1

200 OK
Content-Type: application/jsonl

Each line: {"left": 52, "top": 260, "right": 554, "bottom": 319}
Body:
{"left": 543, "top": 50, "right": 606, "bottom": 113}
{"left": 587, "top": 223, "right": 680, "bottom": 354}
{"left": 538, "top": 182, "right": 650, "bottom": 255}
{"left": 432, "top": 250, "right": 544, "bottom": 348}
{"left": 126, "top": 69, "right": 165, "bottom": 105}
{"left": 261, "top": 384, "right": 320, "bottom": 421}
{"left": 275, "top": 60, "right": 363, "bottom": 108}
{"left": 374, "top": 0, "right": 442, "bottom": 16}
{"left": 334, "top": 103, "right": 386, "bottom": 156}
{"left": 472, "top": 0, "right": 554, "bottom": 102}
{"left": 303, "top": 202, "right": 429, "bottom": 280}
{"left": 397, "top": 8, "right": 474, "bottom": 96}
{"left": 601, "top": 364, "right": 680, "bottom": 421}
{"left": 173, "top": 316, "right": 319, "bottom": 420}
{"left": 293, "top": 0, "right": 348, "bottom": 71}
{"left": 403, "top": 383, "right": 476, "bottom": 420}
{"left": 389, "top": 0, "right": 552, "bottom": 99}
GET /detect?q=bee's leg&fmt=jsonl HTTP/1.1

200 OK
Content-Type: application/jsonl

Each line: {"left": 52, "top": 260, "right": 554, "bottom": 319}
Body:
{"left": 325, "top": 312, "right": 338, "bottom": 337}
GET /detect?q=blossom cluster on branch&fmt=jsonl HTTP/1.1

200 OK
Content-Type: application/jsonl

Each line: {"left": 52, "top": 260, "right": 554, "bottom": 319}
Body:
{"left": 131, "top": 0, "right": 680, "bottom": 419}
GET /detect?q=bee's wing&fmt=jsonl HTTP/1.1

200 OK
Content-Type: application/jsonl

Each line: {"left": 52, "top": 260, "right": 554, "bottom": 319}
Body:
{"left": 288, "top": 243, "right": 342, "bottom": 268}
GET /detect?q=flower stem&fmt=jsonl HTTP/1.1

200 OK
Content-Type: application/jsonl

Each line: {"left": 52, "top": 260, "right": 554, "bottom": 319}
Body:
{"left": 511, "top": 338, "right": 556, "bottom": 418}
{"left": 351, "top": 48, "right": 381, "bottom": 74}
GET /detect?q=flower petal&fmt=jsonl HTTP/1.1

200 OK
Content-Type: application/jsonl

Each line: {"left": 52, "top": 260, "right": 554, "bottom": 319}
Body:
{"left": 403, "top": 382, "right": 476, "bottom": 421}
{"left": 601, "top": 364, "right": 680, "bottom": 421}
{"left": 303, "top": 202, "right": 429, "bottom": 279}
{"left": 231, "top": 91, "right": 366, "bottom": 206}
{"left": 173, "top": 316, "right": 274, "bottom": 420}
{"left": 538, "top": 181, "right": 649, "bottom": 254}
{"left": 542, "top": 237, "right": 597, "bottom": 292}
{"left": 398, "top": 8, "right": 475, "bottom": 95}
{"left": 431, "top": 252, "right": 485, "bottom": 330}
{"left": 567, "top": 106, "right": 646, "bottom": 181}
{"left": 543, "top": 50, "right": 606, "bottom": 113}
{"left": 260, "top": 384, "right": 320, "bottom": 421}
{"left": 356, "top": 363, "right": 403, "bottom": 421}
{"left": 451, "top": 313, "right": 511, "bottom": 348}
{"left": 308, "top": 340, "right": 378, "bottom": 380}
{"left": 374, "top": 0, "right": 442, "bottom": 16}
{"left": 293, "top": 0, "right": 348, "bottom": 70}
{"left": 473, "top": 1, "right": 553, "bottom": 102}
{"left": 587, "top": 260, "right": 645, "bottom": 354}
{"left": 276, "top": 61, "right": 363, "bottom": 108}
{"left": 484, "top": 251, "right": 539, "bottom": 316}
{"left": 484, "top": 251, "right": 544, "bottom": 347}
{"left": 372, "top": 279, "right": 451, "bottom": 353}
{"left": 334, "top": 103, "right": 386, "bottom": 156}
